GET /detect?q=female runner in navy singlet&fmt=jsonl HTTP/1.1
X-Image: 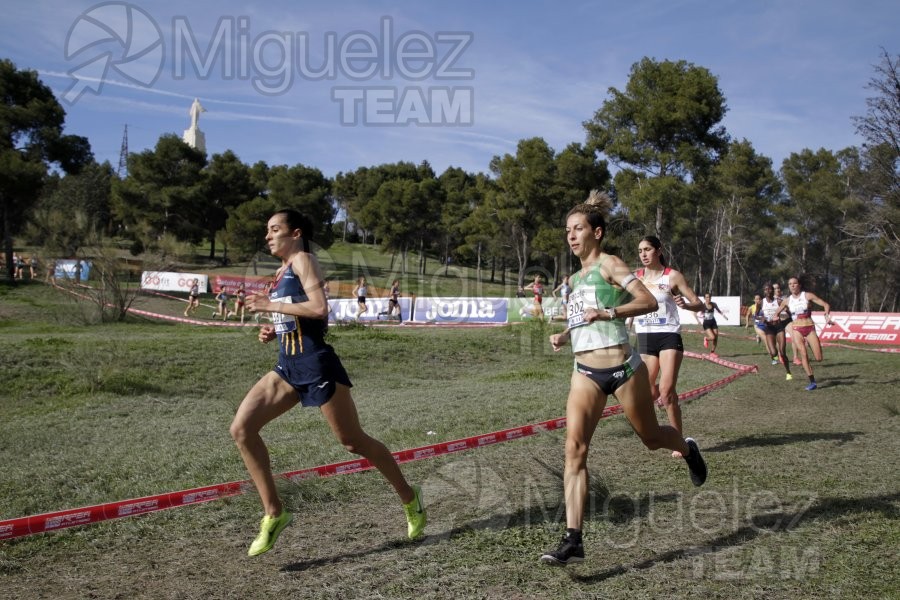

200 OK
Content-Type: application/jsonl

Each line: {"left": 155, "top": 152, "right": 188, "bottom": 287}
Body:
{"left": 231, "top": 209, "right": 426, "bottom": 557}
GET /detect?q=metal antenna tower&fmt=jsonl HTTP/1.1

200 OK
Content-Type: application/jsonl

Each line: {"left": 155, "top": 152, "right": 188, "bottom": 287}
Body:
{"left": 117, "top": 124, "right": 129, "bottom": 177}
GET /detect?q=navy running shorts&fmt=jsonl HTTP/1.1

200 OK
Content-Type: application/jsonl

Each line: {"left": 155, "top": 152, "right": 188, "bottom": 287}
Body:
{"left": 273, "top": 346, "right": 353, "bottom": 407}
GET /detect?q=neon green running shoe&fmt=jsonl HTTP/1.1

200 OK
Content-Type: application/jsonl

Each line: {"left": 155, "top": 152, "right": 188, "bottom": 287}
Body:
{"left": 248, "top": 510, "right": 293, "bottom": 556}
{"left": 403, "top": 485, "right": 427, "bottom": 539}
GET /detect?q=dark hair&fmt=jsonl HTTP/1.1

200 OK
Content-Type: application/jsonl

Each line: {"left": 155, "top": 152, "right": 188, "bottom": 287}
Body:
{"left": 273, "top": 208, "right": 314, "bottom": 252}
{"left": 567, "top": 190, "right": 612, "bottom": 242}
{"left": 791, "top": 274, "right": 815, "bottom": 292}
{"left": 639, "top": 235, "right": 668, "bottom": 268}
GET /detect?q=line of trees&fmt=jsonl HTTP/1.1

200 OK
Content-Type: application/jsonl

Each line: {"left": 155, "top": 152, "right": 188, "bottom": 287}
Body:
{"left": 2, "top": 51, "right": 898, "bottom": 310}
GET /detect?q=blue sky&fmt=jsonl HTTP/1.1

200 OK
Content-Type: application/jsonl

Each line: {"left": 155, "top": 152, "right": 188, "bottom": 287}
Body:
{"left": 2, "top": 1, "right": 897, "bottom": 178}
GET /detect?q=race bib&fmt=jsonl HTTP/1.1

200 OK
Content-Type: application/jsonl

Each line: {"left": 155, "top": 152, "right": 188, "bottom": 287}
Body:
{"left": 270, "top": 297, "right": 297, "bottom": 334}
{"left": 567, "top": 289, "right": 593, "bottom": 329}
{"left": 637, "top": 312, "right": 667, "bottom": 326}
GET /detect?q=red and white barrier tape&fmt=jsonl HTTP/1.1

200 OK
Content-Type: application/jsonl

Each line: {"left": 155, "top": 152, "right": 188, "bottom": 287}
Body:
{"left": 0, "top": 354, "right": 756, "bottom": 541}
{"left": 127, "top": 307, "right": 254, "bottom": 327}
{"left": 49, "top": 283, "right": 255, "bottom": 328}
{"left": 821, "top": 342, "right": 900, "bottom": 354}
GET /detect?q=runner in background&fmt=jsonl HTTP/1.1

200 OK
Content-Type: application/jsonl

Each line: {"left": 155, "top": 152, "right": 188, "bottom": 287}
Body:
{"left": 773, "top": 282, "right": 799, "bottom": 365}
{"left": 524, "top": 273, "right": 546, "bottom": 320}
{"left": 388, "top": 279, "right": 402, "bottom": 320}
{"left": 353, "top": 276, "right": 368, "bottom": 322}
{"left": 758, "top": 283, "right": 793, "bottom": 380}
{"left": 777, "top": 275, "right": 833, "bottom": 391}
{"left": 214, "top": 286, "right": 230, "bottom": 320}
{"left": 553, "top": 274, "right": 572, "bottom": 310}
{"left": 633, "top": 235, "right": 704, "bottom": 457}
{"left": 695, "top": 293, "right": 725, "bottom": 356}
{"left": 184, "top": 278, "right": 200, "bottom": 317}
{"left": 234, "top": 283, "right": 247, "bottom": 324}
{"left": 746, "top": 294, "right": 764, "bottom": 344}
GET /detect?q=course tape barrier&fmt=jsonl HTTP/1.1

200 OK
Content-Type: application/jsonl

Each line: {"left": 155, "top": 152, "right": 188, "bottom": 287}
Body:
{"left": 821, "top": 342, "right": 900, "bottom": 354}
{"left": 0, "top": 353, "right": 757, "bottom": 542}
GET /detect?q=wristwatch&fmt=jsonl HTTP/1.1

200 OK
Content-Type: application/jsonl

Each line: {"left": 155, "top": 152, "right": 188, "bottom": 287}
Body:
{"left": 605, "top": 307, "right": 617, "bottom": 320}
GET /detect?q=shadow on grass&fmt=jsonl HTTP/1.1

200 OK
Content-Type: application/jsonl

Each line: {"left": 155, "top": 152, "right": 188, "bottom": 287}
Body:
{"left": 278, "top": 457, "right": 681, "bottom": 573}
{"left": 817, "top": 376, "right": 861, "bottom": 388}
{"left": 277, "top": 497, "right": 565, "bottom": 573}
{"left": 819, "top": 362, "right": 860, "bottom": 369}
{"left": 568, "top": 491, "right": 900, "bottom": 584}
{"left": 704, "top": 431, "right": 864, "bottom": 453}
{"left": 278, "top": 480, "right": 899, "bottom": 578}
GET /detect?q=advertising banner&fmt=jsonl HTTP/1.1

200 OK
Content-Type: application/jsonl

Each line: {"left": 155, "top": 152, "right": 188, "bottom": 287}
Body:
{"left": 412, "top": 297, "right": 508, "bottom": 323}
{"left": 328, "top": 297, "right": 412, "bottom": 322}
{"left": 211, "top": 275, "right": 271, "bottom": 295}
{"left": 54, "top": 260, "right": 91, "bottom": 281}
{"left": 814, "top": 312, "right": 900, "bottom": 345}
{"left": 141, "top": 271, "right": 209, "bottom": 293}
{"left": 507, "top": 298, "right": 566, "bottom": 322}
{"left": 506, "top": 296, "right": 743, "bottom": 327}
{"left": 677, "top": 296, "right": 742, "bottom": 327}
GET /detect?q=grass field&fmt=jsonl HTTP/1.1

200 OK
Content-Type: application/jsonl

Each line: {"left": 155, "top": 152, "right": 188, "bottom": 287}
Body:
{"left": 1, "top": 281, "right": 898, "bottom": 600}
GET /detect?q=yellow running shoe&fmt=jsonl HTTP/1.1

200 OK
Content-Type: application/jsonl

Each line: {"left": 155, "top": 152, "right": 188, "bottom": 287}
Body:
{"left": 248, "top": 510, "right": 293, "bottom": 556}
{"left": 786, "top": 373, "right": 793, "bottom": 381}
{"left": 403, "top": 485, "right": 427, "bottom": 539}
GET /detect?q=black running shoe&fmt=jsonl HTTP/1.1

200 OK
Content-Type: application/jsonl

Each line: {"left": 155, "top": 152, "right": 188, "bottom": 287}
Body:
{"left": 540, "top": 536, "right": 584, "bottom": 566}
{"left": 684, "top": 437, "right": 707, "bottom": 487}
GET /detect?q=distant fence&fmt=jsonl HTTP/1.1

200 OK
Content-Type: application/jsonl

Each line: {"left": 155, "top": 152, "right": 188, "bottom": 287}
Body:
{"left": 135, "top": 274, "right": 900, "bottom": 346}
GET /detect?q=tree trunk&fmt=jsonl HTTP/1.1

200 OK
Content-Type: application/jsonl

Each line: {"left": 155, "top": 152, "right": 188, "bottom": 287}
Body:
{"left": 516, "top": 229, "right": 528, "bottom": 288}
{"left": 476, "top": 241, "right": 482, "bottom": 283}
{"left": 443, "top": 238, "right": 450, "bottom": 276}
{"left": 655, "top": 202, "right": 663, "bottom": 238}
{"left": 725, "top": 219, "right": 734, "bottom": 296}
{"left": 419, "top": 238, "right": 426, "bottom": 276}
{"left": 3, "top": 199, "right": 14, "bottom": 281}
{"left": 552, "top": 254, "right": 559, "bottom": 288}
